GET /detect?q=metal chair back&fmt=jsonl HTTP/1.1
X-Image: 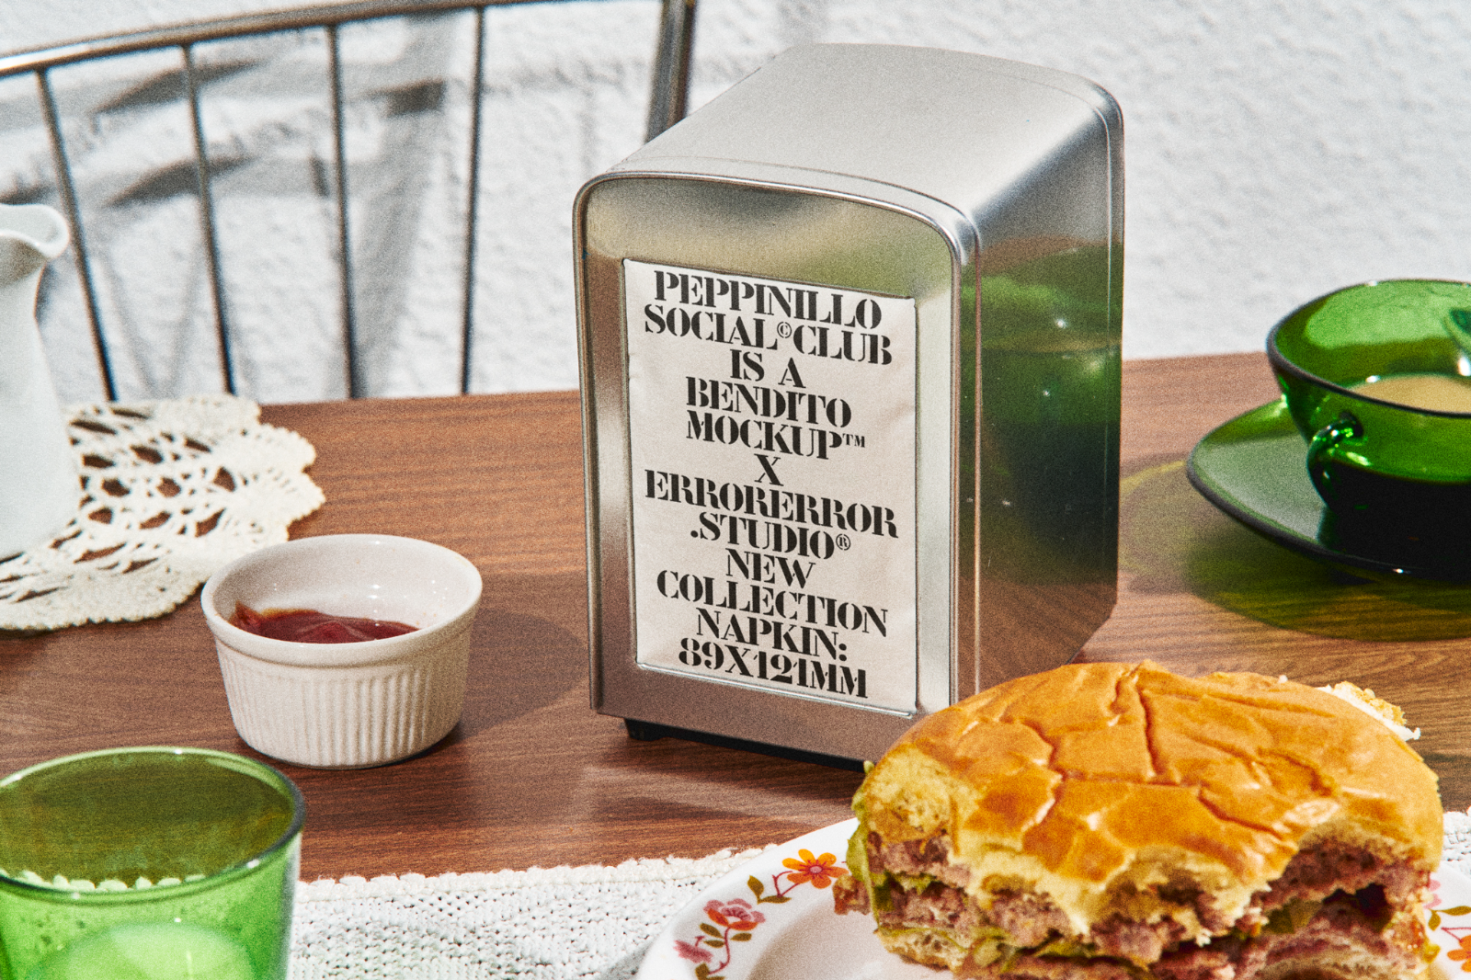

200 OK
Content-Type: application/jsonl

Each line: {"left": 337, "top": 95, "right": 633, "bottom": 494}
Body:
{"left": 0, "top": 0, "right": 696, "bottom": 400}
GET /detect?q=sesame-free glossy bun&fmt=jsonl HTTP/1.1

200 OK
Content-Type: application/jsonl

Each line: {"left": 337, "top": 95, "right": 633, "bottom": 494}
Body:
{"left": 857, "top": 661, "right": 1442, "bottom": 938}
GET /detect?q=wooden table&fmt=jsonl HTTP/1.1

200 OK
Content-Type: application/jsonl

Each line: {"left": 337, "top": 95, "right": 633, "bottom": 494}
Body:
{"left": 3, "top": 352, "right": 1469, "bottom": 883}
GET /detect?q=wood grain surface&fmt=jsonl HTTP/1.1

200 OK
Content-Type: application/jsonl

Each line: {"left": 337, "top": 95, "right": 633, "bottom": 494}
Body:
{"left": 3, "top": 353, "right": 1468, "bottom": 883}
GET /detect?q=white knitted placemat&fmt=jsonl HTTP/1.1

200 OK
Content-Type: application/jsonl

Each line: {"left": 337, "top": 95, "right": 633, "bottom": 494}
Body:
{"left": 1443, "top": 810, "right": 1471, "bottom": 870}
{"left": 292, "top": 848, "right": 774, "bottom": 980}
{"left": 290, "top": 814, "right": 1471, "bottom": 980}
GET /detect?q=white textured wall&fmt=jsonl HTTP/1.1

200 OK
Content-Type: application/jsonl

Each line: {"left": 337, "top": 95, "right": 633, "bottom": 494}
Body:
{"left": 3, "top": 0, "right": 1471, "bottom": 402}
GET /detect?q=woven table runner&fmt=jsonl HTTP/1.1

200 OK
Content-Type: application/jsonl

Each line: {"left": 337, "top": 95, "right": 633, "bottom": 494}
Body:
{"left": 291, "top": 813, "right": 1471, "bottom": 980}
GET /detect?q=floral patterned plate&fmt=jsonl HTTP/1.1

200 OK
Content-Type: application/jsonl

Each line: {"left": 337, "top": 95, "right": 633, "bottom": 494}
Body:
{"left": 637, "top": 819, "right": 1471, "bottom": 980}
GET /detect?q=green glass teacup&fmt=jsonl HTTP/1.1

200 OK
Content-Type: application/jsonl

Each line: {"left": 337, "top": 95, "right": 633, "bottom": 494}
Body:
{"left": 1268, "top": 279, "right": 1471, "bottom": 543}
{"left": 0, "top": 747, "right": 303, "bottom": 980}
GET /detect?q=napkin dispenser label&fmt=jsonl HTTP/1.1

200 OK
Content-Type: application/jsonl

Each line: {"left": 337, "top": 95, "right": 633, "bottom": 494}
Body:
{"left": 624, "top": 260, "right": 919, "bottom": 712}
{"left": 576, "top": 44, "right": 1123, "bottom": 764}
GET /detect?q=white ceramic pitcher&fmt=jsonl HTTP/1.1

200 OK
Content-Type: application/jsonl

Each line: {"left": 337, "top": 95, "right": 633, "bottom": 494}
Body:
{"left": 0, "top": 203, "right": 78, "bottom": 559}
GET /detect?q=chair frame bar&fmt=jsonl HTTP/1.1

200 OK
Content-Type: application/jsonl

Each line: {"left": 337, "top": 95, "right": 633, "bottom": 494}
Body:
{"left": 1, "top": 0, "right": 696, "bottom": 400}
{"left": 36, "top": 68, "right": 117, "bottom": 399}
{"left": 182, "top": 44, "right": 237, "bottom": 395}
{"left": 461, "top": 7, "right": 488, "bottom": 397}
{"left": 324, "top": 24, "right": 360, "bottom": 399}
{"left": 647, "top": 0, "right": 696, "bottom": 142}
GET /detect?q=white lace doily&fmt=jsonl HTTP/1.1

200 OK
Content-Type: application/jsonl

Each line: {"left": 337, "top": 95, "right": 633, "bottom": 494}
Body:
{"left": 0, "top": 395, "right": 324, "bottom": 632}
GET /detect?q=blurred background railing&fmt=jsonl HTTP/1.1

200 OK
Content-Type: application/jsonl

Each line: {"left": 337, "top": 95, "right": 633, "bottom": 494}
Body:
{"left": 0, "top": 0, "right": 696, "bottom": 403}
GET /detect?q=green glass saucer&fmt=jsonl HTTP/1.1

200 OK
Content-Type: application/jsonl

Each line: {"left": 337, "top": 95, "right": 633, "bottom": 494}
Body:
{"left": 1186, "top": 398, "right": 1471, "bottom": 581}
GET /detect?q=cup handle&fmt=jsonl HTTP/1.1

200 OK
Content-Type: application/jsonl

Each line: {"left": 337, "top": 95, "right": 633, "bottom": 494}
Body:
{"left": 1306, "top": 410, "right": 1363, "bottom": 506}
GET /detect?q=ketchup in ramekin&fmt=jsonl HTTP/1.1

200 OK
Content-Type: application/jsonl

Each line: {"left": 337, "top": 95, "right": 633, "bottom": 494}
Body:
{"left": 229, "top": 603, "right": 416, "bottom": 643}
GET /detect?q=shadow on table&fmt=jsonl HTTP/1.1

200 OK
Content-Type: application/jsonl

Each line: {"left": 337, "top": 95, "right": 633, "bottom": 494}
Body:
{"left": 448, "top": 579, "right": 589, "bottom": 741}
{"left": 399, "top": 604, "right": 584, "bottom": 760}
{"left": 1121, "top": 456, "right": 1471, "bottom": 641}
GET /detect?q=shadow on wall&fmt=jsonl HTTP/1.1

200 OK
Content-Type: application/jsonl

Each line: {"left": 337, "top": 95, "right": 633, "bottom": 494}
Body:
{"left": 0, "top": 1, "right": 665, "bottom": 403}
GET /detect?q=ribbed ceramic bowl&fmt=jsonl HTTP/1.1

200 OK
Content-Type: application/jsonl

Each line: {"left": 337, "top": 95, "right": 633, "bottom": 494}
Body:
{"left": 201, "top": 534, "right": 482, "bottom": 768}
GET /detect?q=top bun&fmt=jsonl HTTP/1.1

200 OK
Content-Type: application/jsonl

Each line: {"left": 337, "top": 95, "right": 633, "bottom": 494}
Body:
{"left": 858, "top": 661, "right": 1442, "bottom": 938}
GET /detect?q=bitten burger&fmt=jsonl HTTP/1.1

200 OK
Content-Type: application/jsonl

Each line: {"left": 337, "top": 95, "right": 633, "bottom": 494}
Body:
{"left": 833, "top": 661, "right": 1442, "bottom": 980}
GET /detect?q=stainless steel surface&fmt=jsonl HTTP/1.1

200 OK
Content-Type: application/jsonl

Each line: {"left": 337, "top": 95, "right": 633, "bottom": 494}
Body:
{"left": 1, "top": 0, "right": 697, "bottom": 400}
{"left": 577, "top": 44, "right": 1123, "bottom": 763}
{"left": 579, "top": 184, "right": 957, "bottom": 761}
{"left": 636, "top": 45, "right": 1121, "bottom": 242}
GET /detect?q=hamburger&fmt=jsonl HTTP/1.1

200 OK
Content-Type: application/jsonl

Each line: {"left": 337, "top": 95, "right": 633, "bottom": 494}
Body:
{"left": 833, "top": 661, "right": 1442, "bottom": 980}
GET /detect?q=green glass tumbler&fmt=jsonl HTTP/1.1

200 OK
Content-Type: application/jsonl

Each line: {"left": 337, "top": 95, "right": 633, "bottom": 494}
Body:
{"left": 0, "top": 747, "right": 303, "bottom": 980}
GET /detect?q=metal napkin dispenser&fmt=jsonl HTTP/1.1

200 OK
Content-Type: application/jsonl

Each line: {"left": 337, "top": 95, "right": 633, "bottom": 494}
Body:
{"left": 575, "top": 44, "right": 1122, "bottom": 764}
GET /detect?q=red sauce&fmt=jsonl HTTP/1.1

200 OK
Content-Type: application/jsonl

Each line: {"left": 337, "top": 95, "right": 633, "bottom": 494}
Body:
{"left": 230, "top": 603, "right": 417, "bottom": 643}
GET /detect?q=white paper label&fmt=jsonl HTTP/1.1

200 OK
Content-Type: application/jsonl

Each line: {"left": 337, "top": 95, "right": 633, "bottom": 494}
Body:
{"left": 624, "top": 260, "right": 917, "bottom": 712}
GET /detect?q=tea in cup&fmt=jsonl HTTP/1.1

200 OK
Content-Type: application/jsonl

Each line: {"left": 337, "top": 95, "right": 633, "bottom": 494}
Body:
{"left": 1267, "top": 279, "right": 1471, "bottom": 540}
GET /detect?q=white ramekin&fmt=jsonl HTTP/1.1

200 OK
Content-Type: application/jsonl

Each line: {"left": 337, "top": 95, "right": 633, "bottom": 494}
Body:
{"left": 200, "top": 534, "right": 482, "bottom": 768}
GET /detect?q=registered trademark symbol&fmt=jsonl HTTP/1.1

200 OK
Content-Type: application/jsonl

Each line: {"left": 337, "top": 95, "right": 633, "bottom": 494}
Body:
{"left": 836, "top": 534, "right": 852, "bottom": 550}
